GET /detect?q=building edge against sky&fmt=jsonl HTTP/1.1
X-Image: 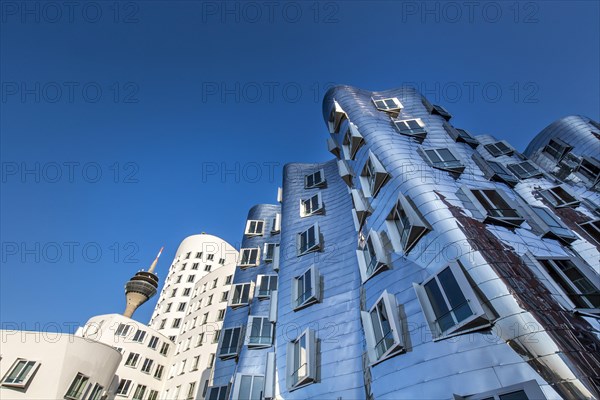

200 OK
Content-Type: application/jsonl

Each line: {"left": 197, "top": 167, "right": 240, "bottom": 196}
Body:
{"left": 0, "top": 85, "right": 599, "bottom": 400}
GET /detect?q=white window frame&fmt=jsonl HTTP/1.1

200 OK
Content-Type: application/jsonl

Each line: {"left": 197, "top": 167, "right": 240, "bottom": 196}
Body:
{"left": 153, "top": 364, "right": 164, "bottom": 379}
{"left": 88, "top": 383, "right": 104, "bottom": 400}
{"left": 304, "top": 169, "right": 326, "bottom": 189}
{"left": 414, "top": 261, "right": 492, "bottom": 340}
{"left": 64, "top": 373, "right": 89, "bottom": 400}
{"left": 244, "top": 220, "right": 265, "bottom": 236}
{"left": 232, "top": 374, "right": 265, "bottom": 400}
{"left": 218, "top": 326, "right": 243, "bottom": 360}
{"left": 361, "top": 290, "right": 404, "bottom": 365}
{"left": 141, "top": 358, "right": 154, "bottom": 374}
{"left": 471, "top": 153, "right": 518, "bottom": 186}
{"left": 577, "top": 156, "right": 600, "bottom": 187}
{"left": 246, "top": 316, "right": 274, "bottom": 348}
{"left": 256, "top": 274, "right": 278, "bottom": 299}
{"left": 342, "top": 122, "right": 364, "bottom": 160}
{"left": 356, "top": 230, "right": 389, "bottom": 283}
{"left": 337, "top": 159, "right": 353, "bottom": 187}
{"left": 360, "top": 151, "right": 390, "bottom": 198}
{"left": 507, "top": 161, "right": 543, "bottom": 179}
{"left": 458, "top": 379, "right": 547, "bottom": 400}
{"left": 206, "top": 386, "right": 229, "bottom": 400}
{"left": 327, "top": 137, "right": 341, "bottom": 158}
{"left": 229, "top": 283, "right": 252, "bottom": 308}
{"left": 1, "top": 359, "right": 40, "bottom": 387}
{"left": 372, "top": 96, "right": 403, "bottom": 116}
{"left": 263, "top": 243, "right": 278, "bottom": 262}
{"left": 529, "top": 206, "right": 577, "bottom": 243}
{"left": 328, "top": 100, "right": 346, "bottom": 134}
{"left": 484, "top": 140, "right": 513, "bottom": 157}
{"left": 578, "top": 219, "right": 600, "bottom": 245}
{"left": 393, "top": 118, "right": 427, "bottom": 139}
{"left": 239, "top": 248, "right": 260, "bottom": 268}
{"left": 132, "top": 384, "right": 147, "bottom": 400}
{"left": 385, "top": 193, "right": 431, "bottom": 254}
{"left": 131, "top": 329, "right": 146, "bottom": 343}
{"left": 459, "top": 186, "right": 524, "bottom": 227}
{"left": 539, "top": 185, "right": 580, "bottom": 208}
{"left": 116, "top": 379, "right": 132, "bottom": 396}
{"left": 115, "top": 323, "right": 131, "bottom": 337}
{"left": 543, "top": 138, "right": 572, "bottom": 161}
{"left": 297, "top": 223, "right": 322, "bottom": 256}
{"left": 418, "top": 147, "right": 465, "bottom": 174}
{"left": 286, "top": 328, "right": 317, "bottom": 391}
{"left": 350, "top": 189, "right": 372, "bottom": 231}
{"left": 300, "top": 192, "right": 324, "bottom": 217}
{"left": 292, "top": 264, "right": 321, "bottom": 311}
{"left": 125, "top": 352, "right": 140, "bottom": 367}
{"left": 271, "top": 213, "right": 281, "bottom": 234}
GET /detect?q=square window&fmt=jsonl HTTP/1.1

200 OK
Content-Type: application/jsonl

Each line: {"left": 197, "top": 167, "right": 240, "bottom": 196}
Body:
{"left": 148, "top": 336, "right": 159, "bottom": 349}
{"left": 386, "top": 193, "right": 431, "bottom": 254}
{"left": 360, "top": 151, "right": 390, "bottom": 198}
{"left": 256, "top": 275, "right": 278, "bottom": 298}
{"left": 419, "top": 147, "right": 465, "bottom": 174}
{"left": 507, "top": 161, "right": 542, "bottom": 179}
{"left": 232, "top": 374, "right": 265, "bottom": 400}
{"left": 372, "top": 97, "right": 403, "bottom": 116}
{"left": 187, "top": 275, "right": 195, "bottom": 283}
{"left": 297, "top": 223, "right": 322, "bottom": 256}
{"left": 578, "top": 219, "right": 600, "bottom": 245}
{"left": 543, "top": 138, "right": 573, "bottom": 161}
{"left": 361, "top": 290, "right": 404, "bottom": 364}
{"left": 132, "top": 384, "right": 147, "bottom": 400}
{"left": 246, "top": 316, "right": 273, "bottom": 348}
{"left": 64, "top": 373, "right": 89, "bottom": 399}
{"left": 342, "top": 123, "right": 365, "bottom": 160}
{"left": 263, "top": 243, "right": 279, "bottom": 262}
{"left": 356, "top": 230, "right": 389, "bottom": 283}
{"left": 393, "top": 118, "right": 427, "bottom": 139}
{"left": 141, "top": 358, "right": 154, "bottom": 374}
{"left": 115, "top": 323, "right": 131, "bottom": 337}
{"left": 305, "top": 169, "right": 326, "bottom": 189}
{"left": 484, "top": 141, "right": 513, "bottom": 157}
{"left": 286, "top": 329, "right": 317, "bottom": 390}
{"left": 229, "top": 283, "right": 252, "bottom": 308}
{"left": 88, "top": 383, "right": 104, "bottom": 400}
{"left": 219, "top": 258, "right": 225, "bottom": 265}
{"left": 300, "top": 193, "right": 324, "bottom": 217}
{"left": 192, "top": 263, "right": 199, "bottom": 270}
{"left": 539, "top": 185, "right": 580, "bottom": 208}
{"left": 205, "top": 265, "right": 212, "bottom": 272}
{"left": 292, "top": 264, "right": 321, "bottom": 310}
{"left": 245, "top": 220, "right": 265, "bottom": 236}
{"left": 239, "top": 248, "right": 260, "bottom": 267}
{"left": 196, "top": 252, "right": 202, "bottom": 258}
{"left": 183, "top": 288, "right": 191, "bottom": 296}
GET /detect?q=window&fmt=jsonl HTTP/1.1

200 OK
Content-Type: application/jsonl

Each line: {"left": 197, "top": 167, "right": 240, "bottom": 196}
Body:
{"left": 207, "top": 254, "right": 214, "bottom": 261}
{"left": 88, "top": 384, "right": 104, "bottom": 400}
{"left": 350, "top": 189, "right": 372, "bottom": 231}
{"left": 160, "top": 342, "right": 170, "bottom": 356}
{"left": 187, "top": 382, "right": 197, "bottom": 400}
{"left": 205, "top": 265, "right": 212, "bottom": 272}
{"left": 246, "top": 316, "right": 273, "bottom": 348}
{"left": 212, "top": 278, "right": 218, "bottom": 288}
{"left": 256, "top": 275, "right": 278, "bottom": 298}
{"left": 342, "top": 122, "right": 365, "bottom": 160}
{"left": 221, "top": 291, "right": 229, "bottom": 302}
{"left": 176, "top": 275, "right": 182, "bottom": 284}
{"left": 579, "top": 219, "right": 600, "bottom": 244}
{"left": 539, "top": 185, "right": 580, "bottom": 208}
{"left": 286, "top": 329, "right": 317, "bottom": 390}
{"left": 507, "top": 161, "right": 542, "bottom": 179}
{"left": 225, "top": 275, "right": 233, "bottom": 284}
{"left": 444, "top": 124, "right": 479, "bottom": 148}
{"left": 263, "top": 243, "right": 278, "bottom": 262}
{"left": 206, "top": 295, "right": 213, "bottom": 306}
{"left": 159, "top": 319, "right": 166, "bottom": 329}
{"left": 360, "top": 151, "right": 390, "bottom": 198}
{"left": 471, "top": 153, "right": 518, "bottom": 186}
{"left": 484, "top": 141, "right": 513, "bottom": 157}
{"left": 219, "top": 326, "right": 243, "bottom": 359}
{"left": 125, "top": 352, "right": 140, "bottom": 367}
{"left": 170, "top": 289, "right": 177, "bottom": 297}
{"left": 132, "top": 329, "right": 146, "bottom": 343}
{"left": 217, "top": 309, "right": 226, "bottom": 321}
{"left": 239, "top": 248, "right": 260, "bottom": 267}
{"left": 393, "top": 118, "right": 427, "bottom": 139}
{"left": 372, "top": 96, "right": 403, "bottom": 116}
{"left": 300, "top": 193, "right": 324, "bottom": 217}
{"left": 202, "top": 313, "right": 209, "bottom": 324}
{"left": 356, "top": 230, "right": 389, "bottom": 283}
{"left": 181, "top": 263, "right": 187, "bottom": 271}
{"left": 147, "top": 336, "right": 159, "bottom": 350}
{"left": 536, "top": 257, "right": 599, "bottom": 311}
{"left": 141, "top": 358, "right": 154, "bottom": 373}
{"left": 386, "top": 193, "right": 431, "bottom": 254}
{"left": 132, "top": 384, "right": 147, "bottom": 400}
{"left": 172, "top": 319, "right": 181, "bottom": 328}
{"left": 245, "top": 220, "right": 265, "bottom": 236}
{"left": 292, "top": 264, "right": 321, "bottom": 310}
{"left": 328, "top": 100, "right": 346, "bottom": 133}
{"left": 305, "top": 169, "right": 326, "bottom": 189}
{"left": 148, "top": 390, "right": 159, "bottom": 400}
{"left": 165, "top": 303, "right": 172, "bottom": 312}
{"left": 64, "top": 373, "right": 89, "bottom": 399}
{"left": 178, "top": 302, "right": 186, "bottom": 312}
{"left": 196, "top": 333, "right": 205, "bottom": 347}
{"left": 154, "top": 364, "right": 164, "bottom": 379}
{"left": 530, "top": 206, "right": 577, "bottom": 243}
{"left": 297, "top": 223, "right": 322, "bottom": 256}
{"left": 361, "top": 291, "right": 404, "bottom": 364}
{"left": 543, "top": 138, "right": 572, "bottom": 161}
{"left": 185, "top": 252, "right": 191, "bottom": 259}
{"left": 271, "top": 213, "right": 281, "bottom": 234}
{"left": 460, "top": 187, "right": 524, "bottom": 227}
{"left": 187, "top": 275, "right": 195, "bottom": 283}
{"left": 457, "top": 380, "right": 547, "bottom": 400}
{"left": 183, "top": 288, "right": 191, "bottom": 296}
{"left": 115, "top": 323, "right": 131, "bottom": 337}
{"left": 116, "top": 379, "right": 132, "bottom": 396}
{"left": 207, "top": 353, "right": 215, "bottom": 368}
{"left": 196, "top": 251, "right": 202, "bottom": 258}
{"left": 1, "top": 359, "right": 39, "bottom": 387}
{"left": 337, "top": 159, "right": 353, "bottom": 187}
{"left": 230, "top": 283, "right": 252, "bottom": 308}
{"left": 232, "top": 374, "right": 265, "bottom": 400}
{"left": 191, "top": 355, "right": 200, "bottom": 371}
{"left": 419, "top": 147, "right": 465, "bottom": 174}
{"left": 207, "top": 386, "right": 229, "bottom": 400}
{"left": 414, "top": 261, "right": 492, "bottom": 339}
{"left": 577, "top": 156, "right": 600, "bottom": 187}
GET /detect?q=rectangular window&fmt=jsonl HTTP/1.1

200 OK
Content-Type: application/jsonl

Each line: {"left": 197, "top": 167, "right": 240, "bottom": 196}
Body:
{"left": 239, "top": 248, "right": 260, "bottom": 267}
{"left": 202, "top": 313, "right": 209, "bottom": 324}
{"left": 464, "top": 187, "right": 524, "bottom": 226}
{"left": 205, "top": 265, "right": 212, "bottom": 272}
{"left": 232, "top": 374, "right": 265, "bottom": 400}
{"left": 207, "top": 294, "right": 213, "bottom": 305}
{"left": 225, "top": 275, "right": 233, "bottom": 284}
{"left": 185, "top": 252, "right": 191, "bottom": 259}
{"left": 125, "top": 352, "right": 140, "bottom": 367}
{"left": 172, "top": 319, "right": 181, "bottom": 328}
{"left": 219, "top": 258, "right": 225, "bottom": 265}
{"left": 577, "top": 156, "right": 600, "bottom": 187}
{"left": 191, "top": 355, "right": 200, "bottom": 371}
{"left": 132, "top": 384, "right": 147, "bottom": 400}
{"left": 192, "top": 262, "right": 199, "bottom": 270}
{"left": 297, "top": 223, "right": 321, "bottom": 256}
{"left": 183, "top": 288, "right": 191, "bottom": 296}
{"left": 217, "top": 309, "right": 226, "bottom": 321}
{"left": 196, "top": 333, "right": 205, "bottom": 347}
{"left": 159, "top": 319, "right": 166, "bottom": 329}
{"left": 507, "top": 161, "right": 542, "bottom": 179}
{"left": 361, "top": 291, "right": 404, "bottom": 364}
{"left": 337, "top": 159, "right": 353, "bottom": 187}
{"left": 537, "top": 258, "right": 599, "bottom": 310}
{"left": 300, "top": 193, "right": 324, "bottom": 217}
{"left": 64, "top": 373, "right": 89, "bottom": 400}
{"left": 372, "top": 96, "right": 403, "bottom": 116}
{"left": 246, "top": 316, "right": 273, "bottom": 348}
{"left": 356, "top": 230, "right": 389, "bottom": 283}
{"left": 543, "top": 138, "right": 572, "bottom": 161}
{"left": 458, "top": 380, "right": 547, "bottom": 400}
{"left": 187, "top": 275, "right": 195, "bottom": 283}
{"left": 419, "top": 147, "right": 465, "bottom": 174}
{"left": 471, "top": 153, "right": 519, "bottom": 186}
{"left": 230, "top": 283, "right": 252, "bottom": 308}
{"left": 305, "top": 169, "right": 326, "bottom": 189}
{"left": 196, "top": 252, "right": 202, "bottom": 258}
{"left": 181, "top": 263, "right": 187, "bottom": 271}
{"left": 540, "top": 185, "right": 580, "bottom": 208}
{"left": 328, "top": 100, "right": 346, "bottom": 133}
{"left": 187, "top": 382, "right": 197, "bottom": 400}
{"left": 530, "top": 206, "right": 577, "bottom": 243}
{"left": 350, "top": 189, "right": 372, "bottom": 231}
{"left": 115, "top": 323, "right": 131, "bottom": 337}
{"left": 484, "top": 141, "right": 513, "bottom": 157}
{"left": 271, "top": 213, "right": 281, "bottom": 234}
{"left": 148, "top": 336, "right": 159, "bottom": 349}
{"left": 578, "top": 219, "right": 600, "bottom": 245}
{"left": 170, "top": 289, "right": 177, "bottom": 297}
{"left": 141, "top": 358, "right": 154, "bottom": 373}
{"left": 207, "top": 254, "right": 214, "bottom": 261}
{"left": 116, "top": 379, "right": 132, "bottom": 395}
{"left": 443, "top": 122, "right": 479, "bottom": 148}
{"left": 131, "top": 329, "right": 146, "bottom": 343}
{"left": 286, "top": 329, "right": 317, "bottom": 390}
{"left": 178, "top": 302, "right": 186, "bottom": 312}
{"left": 208, "top": 353, "right": 215, "bottom": 368}
{"left": 342, "top": 122, "right": 365, "bottom": 160}
{"left": 386, "top": 193, "right": 431, "bottom": 254}
{"left": 154, "top": 364, "right": 164, "bottom": 379}
{"left": 2, "top": 359, "right": 39, "bottom": 387}
{"left": 221, "top": 291, "right": 229, "bottom": 302}
{"left": 176, "top": 275, "right": 182, "bottom": 284}
{"left": 292, "top": 265, "right": 321, "bottom": 310}
{"left": 393, "top": 118, "right": 427, "bottom": 139}
{"left": 263, "top": 243, "right": 278, "bottom": 262}
{"left": 88, "top": 384, "right": 104, "bottom": 400}
{"left": 245, "top": 220, "right": 265, "bottom": 236}
{"left": 148, "top": 390, "right": 159, "bottom": 400}
{"left": 159, "top": 342, "right": 170, "bottom": 356}
{"left": 414, "top": 261, "right": 491, "bottom": 339}
{"left": 360, "top": 151, "right": 390, "bottom": 198}
{"left": 219, "top": 326, "right": 243, "bottom": 359}
{"left": 207, "top": 386, "right": 229, "bottom": 400}
{"left": 256, "top": 275, "right": 278, "bottom": 298}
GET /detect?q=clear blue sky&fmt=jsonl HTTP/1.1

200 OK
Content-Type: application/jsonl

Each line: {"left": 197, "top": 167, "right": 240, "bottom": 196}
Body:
{"left": 1, "top": 1, "right": 598, "bottom": 332}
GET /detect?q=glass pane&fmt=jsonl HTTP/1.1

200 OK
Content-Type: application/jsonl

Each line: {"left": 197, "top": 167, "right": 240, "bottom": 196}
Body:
{"left": 425, "top": 149, "right": 441, "bottom": 163}
{"left": 499, "top": 389, "right": 529, "bottom": 400}
{"left": 384, "top": 99, "right": 396, "bottom": 109}
{"left": 437, "top": 148, "right": 456, "bottom": 162}
{"left": 250, "top": 376, "right": 264, "bottom": 400}
{"left": 424, "top": 279, "right": 453, "bottom": 332}
{"left": 239, "top": 376, "right": 252, "bottom": 400}
{"left": 438, "top": 267, "right": 472, "bottom": 323}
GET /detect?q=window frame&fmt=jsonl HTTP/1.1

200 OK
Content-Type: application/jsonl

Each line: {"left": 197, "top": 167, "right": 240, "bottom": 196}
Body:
{"left": 256, "top": 274, "right": 278, "bottom": 299}
{"left": 300, "top": 192, "right": 324, "bottom": 217}
{"left": 342, "top": 122, "right": 365, "bottom": 160}
{"left": 296, "top": 223, "right": 322, "bottom": 256}
{"left": 239, "top": 247, "right": 260, "bottom": 268}
{"left": 385, "top": 193, "right": 431, "bottom": 254}
{"left": 218, "top": 326, "right": 243, "bottom": 359}
{"left": 350, "top": 189, "right": 372, "bottom": 231}
{"left": 457, "top": 379, "right": 547, "bottom": 400}
{"left": 529, "top": 206, "right": 577, "bottom": 243}
{"left": 1, "top": 359, "right": 40, "bottom": 388}
{"left": 418, "top": 146, "right": 465, "bottom": 174}
{"left": 460, "top": 187, "right": 525, "bottom": 227}
{"left": 206, "top": 386, "right": 229, "bottom": 400}
{"left": 507, "top": 161, "right": 543, "bottom": 179}
{"left": 244, "top": 220, "right": 265, "bottom": 236}
{"left": 471, "top": 153, "right": 519, "bottom": 187}
{"left": 361, "top": 290, "right": 404, "bottom": 365}
{"left": 245, "top": 316, "right": 274, "bottom": 348}
{"left": 116, "top": 379, "right": 132, "bottom": 396}
{"left": 286, "top": 328, "right": 317, "bottom": 391}
{"left": 229, "top": 283, "right": 252, "bottom": 308}
{"left": 577, "top": 156, "right": 600, "bottom": 187}
{"left": 304, "top": 169, "right": 326, "bottom": 189}
{"left": 372, "top": 96, "right": 403, "bottom": 116}
{"left": 578, "top": 219, "right": 600, "bottom": 245}
{"left": 356, "top": 230, "right": 389, "bottom": 283}
{"left": 271, "top": 213, "right": 281, "bottom": 234}
{"left": 231, "top": 374, "right": 265, "bottom": 400}
{"left": 292, "top": 264, "right": 321, "bottom": 311}
{"left": 141, "top": 358, "right": 154, "bottom": 374}
{"left": 442, "top": 122, "right": 479, "bottom": 148}
{"left": 124, "top": 352, "right": 141, "bottom": 367}
{"left": 64, "top": 373, "right": 89, "bottom": 400}
{"left": 393, "top": 118, "right": 427, "bottom": 139}
{"left": 327, "top": 137, "right": 341, "bottom": 159}
{"left": 484, "top": 140, "right": 514, "bottom": 157}
{"left": 328, "top": 100, "right": 346, "bottom": 134}
{"left": 360, "top": 151, "right": 390, "bottom": 198}
{"left": 539, "top": 185, "right": 580, "bottom": 208}
{"left": 263, "top": 243, "right": 278, "bottom": 263}
{"left": 543, "top": 138, "right": 573, "bottom": 161}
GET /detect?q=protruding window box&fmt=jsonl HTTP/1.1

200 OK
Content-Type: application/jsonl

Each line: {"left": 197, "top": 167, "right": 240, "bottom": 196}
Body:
{"left": 327, "top": 137, "right": 341, "bottom": 159}
{"left": 443, "top": 122, "right": 479, "bottom": 148}
{"left": 244, "top": 220, "right": 264, "bottom": 236}
{"left": 229, "top": 283, "right": 252, "bottom": 309}
{"left": 422, "top": 97, "right": 452, "bottom": 120}
{"left": 386, "top": 193, "right": 431, "bottom": 254}
{"left": 292, "top": 264, "right": 321, "bottom": 311}
{"left": 271, "top": 213, "right": 281, "bottom": 234}
{"left": 350, "top": 189, "right": 372, "bottom": 231}
{"left": 458, "top": 186, "right": 525, "bottom": 227}
{"left": 232, "top": 374, "right": 264, "bottom": 400}
{"left": 286, "top": 329, "right": 317, "bottom": 391}
{"left": 418, "top": 147, "right": 465, "bottom": 174}
{"left": 256, "top": 274, "right": 278, "bottom": 299}
{"left": 529, "top": 206, "right": 578, "bottom": 244}
{"left": 507, "top": 161, "right": 543, "bottom": 179}
{"left": 337, "top": 159, "right": 353, "bottom": 187}
{"left": 360, "top": 151, "right": 390, "bottom": 198}
{"left": 1, "top": 359, "right": 40, "bottom": 388}
{"left": 471, "top": 153, "right": 519, "bottom": 187}
{"left": 372, "top": 97, "right": 403, "bottom": 117}
{"left": 539, "top": 185, "right": 580, "bottom": 208}
{"left": 304, "top": 169, "right": 326, "bottom": 189}
{"left": 578, "top": 219, "right": 600, "bottom": 245}
{"left": 300, "top": 193, "right": 324, "bottom": 217}
{"left": 343, "top": 123, "right": 365, "bottom": 160}
{"left": 393, "top": 118, "right": 427, "bottom": 140}
{"left": 328, "top": 100, "right": 346, "bottom": 134}
{"left": 361, "top": 290, "right": 405, "bottom": 365}
{"left": 263, "top": 243, "right": 278, "bottom": 263}
{"left": 246, "top": 316, "right": 273, "bottom": 349}
{"left": 218, "top": 327, "right": 243, "bottom": 360}
{"left": 356, "top": 230, "right": 389, "bottom": 283}
{"left": 297, "top": 223, "right": 322, "bottom": 256}
{"left": 577, "top": 156, "right": 600, "bottom": 188}
{"left": 484, "top": 141, "right": 513, "bottom": 157}
{"left": 543, "top": 138, "right": 573, "bottom": 161}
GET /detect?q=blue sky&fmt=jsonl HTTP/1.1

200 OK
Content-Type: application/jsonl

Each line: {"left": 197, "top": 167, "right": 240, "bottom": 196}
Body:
{"left": 1, "top": 1, "right": 598, "bottom": 332}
